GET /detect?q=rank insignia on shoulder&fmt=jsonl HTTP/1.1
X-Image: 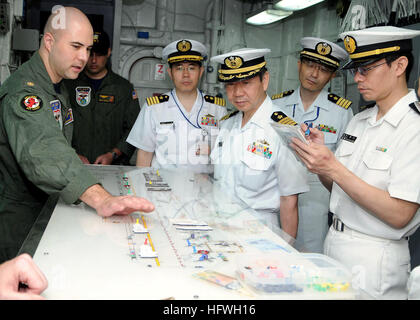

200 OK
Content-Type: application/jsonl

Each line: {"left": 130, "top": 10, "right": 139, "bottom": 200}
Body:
{"left": 271, "top": 90, "right": 294, "bottom": 100}
{"left": 146, "top": 94, "right": 169, "bottom": 106}
{"left": 220, "top": 110, "right": 239, "bottom": 121}
{"left": 204, "top": 95, "right": 226, "bottom": 107}
{"left": 328, "top": 93, "right": 352, "bottom": 109}
{"left": 21, "top": 95, "right": 43, "bottom": 112}
{"left": 271, "top": 111, "right": 297, "bottom": 126}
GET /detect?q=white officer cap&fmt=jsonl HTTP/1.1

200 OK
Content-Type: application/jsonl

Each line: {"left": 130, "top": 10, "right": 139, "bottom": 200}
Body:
{"left": 340, "top": 26, "right": 420, "bottom": 69}
{"left": 210, "top": 48, "right": 271, "bottom": 82}
{"left": 300, "top": 37, "right": 348, "bottom": 70}
{"left": 162, "top": 39, "right": 207, "bottom": 65}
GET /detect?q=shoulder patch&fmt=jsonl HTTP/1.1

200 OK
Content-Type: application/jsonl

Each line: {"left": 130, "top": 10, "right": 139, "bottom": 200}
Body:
{"left": 327, "top": 93, "right": 352, "bottom": 109}
{"left": 220, "top": 110, "right": 239, "bottom": 121}
{"left": 409, "top": 101, "right": 420, "bottom": 115}
{"left": 146, "top": 94, "right": 169, "bottom": 106}
{"left": 21, "top": 95, "right": 43, "bottom": 112}
{"left": 204, "top": 95, "right": 226, "bottom": 107}
{"left": 271, "top": 90, "right": 294, "bottom": 100}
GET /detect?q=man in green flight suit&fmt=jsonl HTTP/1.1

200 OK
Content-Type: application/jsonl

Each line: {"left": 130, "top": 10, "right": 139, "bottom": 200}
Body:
{"left": 0, "top": 6, "right": 154, "bottom": 263}
{"left": 64, "top": 30, "right": 140, "bottom": 165}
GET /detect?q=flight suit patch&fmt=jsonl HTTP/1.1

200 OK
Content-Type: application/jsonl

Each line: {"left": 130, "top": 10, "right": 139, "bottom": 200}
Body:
{"left": 64, "top": 108, "right": 74, "bottom": 126}
{"left": 50, "top": 100, "right": 62, "bottom": 123}
{"left": 75, "top": 87, "right": 91, "bottom": 107}
{"left": 132, "top": 90, "right": 138, "bottom": 100}
{"left": 21, "top": 95, "right": 43, "bottom": 112}
{"left": 98, "top": 94, "right": 115, "bottom": 103}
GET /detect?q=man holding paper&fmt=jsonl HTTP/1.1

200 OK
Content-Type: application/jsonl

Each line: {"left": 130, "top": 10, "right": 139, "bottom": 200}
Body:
{"left": 272, "top": 37, "right": 354, "bottom": 253}
{"left": 210, "top": 48, "right": 309, "bottom": 238}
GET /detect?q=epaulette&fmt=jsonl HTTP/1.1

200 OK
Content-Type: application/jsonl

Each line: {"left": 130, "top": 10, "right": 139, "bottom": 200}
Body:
{"left": 327, "top": 93, "right": 352, "bottom": 109}
{"left": 359, "top": 102, "right": 376, "bottom": 112}
{"left": 409, "top": 101, "right": 420, "bottom": 115}
{"left": 220, "top": 110, "right": 239, "bottom": 121}
{"left": 271, "top": 111, "right": 297, "bottom": 125}
{"left": 271, "top": 90, "right": 294, "bottom": 100}
{"left": 204, "top": 95, "right": 226, "bottom": 107}
{"left": 146, "top": 94, "right": 169, "bottom": 106}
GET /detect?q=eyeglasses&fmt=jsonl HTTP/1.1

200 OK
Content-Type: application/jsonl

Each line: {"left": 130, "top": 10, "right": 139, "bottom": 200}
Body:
{"left": 301, "top": 59, "right": 335, "bottom": 74}
{"left": 173, "top": 65, "right": 199, "bottom": 72}
{"left": 349, "top": 61, "right": 387, "bottom": 76}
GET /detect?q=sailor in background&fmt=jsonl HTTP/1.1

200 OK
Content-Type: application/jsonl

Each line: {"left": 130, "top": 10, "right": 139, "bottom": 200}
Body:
{"left": 127, "top": 39, "right": 227, "bottom": 173}
{"left": 210, "top": 48, "right": 309, "bottom": 238}
{"left": 291, "top": 26, "right": 420, "bottom": 299}
{"left": 272, "top": 37, "right": 354, "bottom": 253}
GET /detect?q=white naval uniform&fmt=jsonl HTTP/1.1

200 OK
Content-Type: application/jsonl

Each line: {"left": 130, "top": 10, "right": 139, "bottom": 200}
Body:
{"left": 127, "top": 89, "right": 227, "bottom": 173}
{"left": 210, "top": 96, "right": 309, "bottom": 234}
{"left": 324, "top": 90, "right": 420, "bottom": 299}
{"left": 272, "top": 87, "right": 353, "bottom": 253}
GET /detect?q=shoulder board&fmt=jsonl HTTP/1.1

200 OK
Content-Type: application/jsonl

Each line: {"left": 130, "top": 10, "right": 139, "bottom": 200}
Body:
{"left": 271, "top": 90, "right": 294, "bottom": 100}
{"left": 327, "top": 93, "right": 352, "bottom": 109}
{"left": 146, "top": 94, "right": 169, "bottom": 106}
{"left": 220, "top": 110, "right": 239, "bottom": 121}
{"left": 204, "top": 95, "right": 226, "bottom": 107}
{"left": 409, "top": 101, "right": 420, "bottom": 115}
{"left": 271, "top": 111, "right": 297, "bottom": 125}
{"left": 359, "top": 102, "right": 376, "bottom": 111}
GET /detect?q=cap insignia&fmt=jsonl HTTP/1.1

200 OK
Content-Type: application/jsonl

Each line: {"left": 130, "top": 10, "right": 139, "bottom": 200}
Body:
{"left": 343, "top": 35, "right": 357, "bottom": 54}
{"left": 177, "top": 40, "right": 192, "bottom": 52}
{"left": 316, "top": 42, "right": 332, "bottom": 56}
{"left": 224, "top": 56, "right": 244, "bottom": 69}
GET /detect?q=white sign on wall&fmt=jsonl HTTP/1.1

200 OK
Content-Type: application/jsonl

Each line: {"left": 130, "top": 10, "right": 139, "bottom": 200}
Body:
{"left": 154, "top": 63, "right": 166, "bottom": 80}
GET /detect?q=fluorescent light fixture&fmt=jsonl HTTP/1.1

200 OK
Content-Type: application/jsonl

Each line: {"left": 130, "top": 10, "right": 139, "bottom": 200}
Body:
{"left": 275, "top": 0, "right": 325, "bottom": 11}
{"left": 246, "top": 8, "right": 292, "bottom": 25}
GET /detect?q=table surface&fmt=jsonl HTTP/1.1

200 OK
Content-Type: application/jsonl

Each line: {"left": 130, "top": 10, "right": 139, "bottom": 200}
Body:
{"left": 31, "top": 165, "right": 355, "bottom": 300}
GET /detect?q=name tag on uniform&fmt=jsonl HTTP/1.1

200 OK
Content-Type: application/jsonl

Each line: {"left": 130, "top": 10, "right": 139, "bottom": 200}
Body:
{"left": 340, "top": 133, "right": 357, "bottom": 143}
{"left": 98, "top": 94, "right": 115, "bottom": 103}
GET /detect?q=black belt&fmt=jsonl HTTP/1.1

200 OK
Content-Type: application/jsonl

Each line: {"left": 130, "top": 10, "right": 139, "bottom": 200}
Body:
{"left": 331, "top": 214, "right": 345, "bottom": 232}
{"left": 329, "top": 212, "right": 409, "bottom": 240}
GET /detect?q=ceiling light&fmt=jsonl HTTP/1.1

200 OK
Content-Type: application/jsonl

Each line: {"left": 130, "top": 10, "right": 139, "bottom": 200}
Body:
{"left": 246, "top": 8, "right": 292, "bottom": 26}
{"left": 274, "top": 0, "right": 325, "bottom": 11}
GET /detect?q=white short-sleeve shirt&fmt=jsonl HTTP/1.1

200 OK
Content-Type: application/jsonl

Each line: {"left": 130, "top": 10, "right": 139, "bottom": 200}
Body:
{"left": 127, "top": 89, "right": 227, "bottom": 173}
{"left": 210, "top": 96, "right": 309, "bottom": 213}
{"left": 272, "top": 87, "right": 354, "bottom": 151}
{"left": 330, "top": 90, "right": 420, "bottom": 240}
{"left": 272, "top": 87, "right": 354, "bottom": 183}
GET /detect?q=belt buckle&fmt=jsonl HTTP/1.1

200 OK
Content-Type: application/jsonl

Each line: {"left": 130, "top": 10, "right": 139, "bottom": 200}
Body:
{"left": 333, "top": 217, "right": 344, "bottom": 232}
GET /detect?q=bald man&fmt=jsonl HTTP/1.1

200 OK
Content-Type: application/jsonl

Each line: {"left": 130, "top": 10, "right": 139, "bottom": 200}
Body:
{"left": 0, "top": 6, "right": 154, "bottom": 263}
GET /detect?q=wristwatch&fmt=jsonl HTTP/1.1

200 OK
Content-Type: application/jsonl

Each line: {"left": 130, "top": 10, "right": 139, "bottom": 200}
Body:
{"left": 110, "top": 151, "right": 118, "bottom": 161}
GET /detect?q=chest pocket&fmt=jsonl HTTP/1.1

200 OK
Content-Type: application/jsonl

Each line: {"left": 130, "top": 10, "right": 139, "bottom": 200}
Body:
{"left": 156, "top": 123, "right": 176, "bottom": 155}
{"left": 363, "top": 151, "right": 393, "bottom": 170}
{"left": 240, "top": 150, "right": 272, "bottom": 192}
{"left": 362, "top": 150, "right": 393, "bottom": 187}
{"left": 97, "top": 93, "right": 117, "bottom": 116}
{"left": 324, "top": 132, "right": 338, "bottom": 145}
